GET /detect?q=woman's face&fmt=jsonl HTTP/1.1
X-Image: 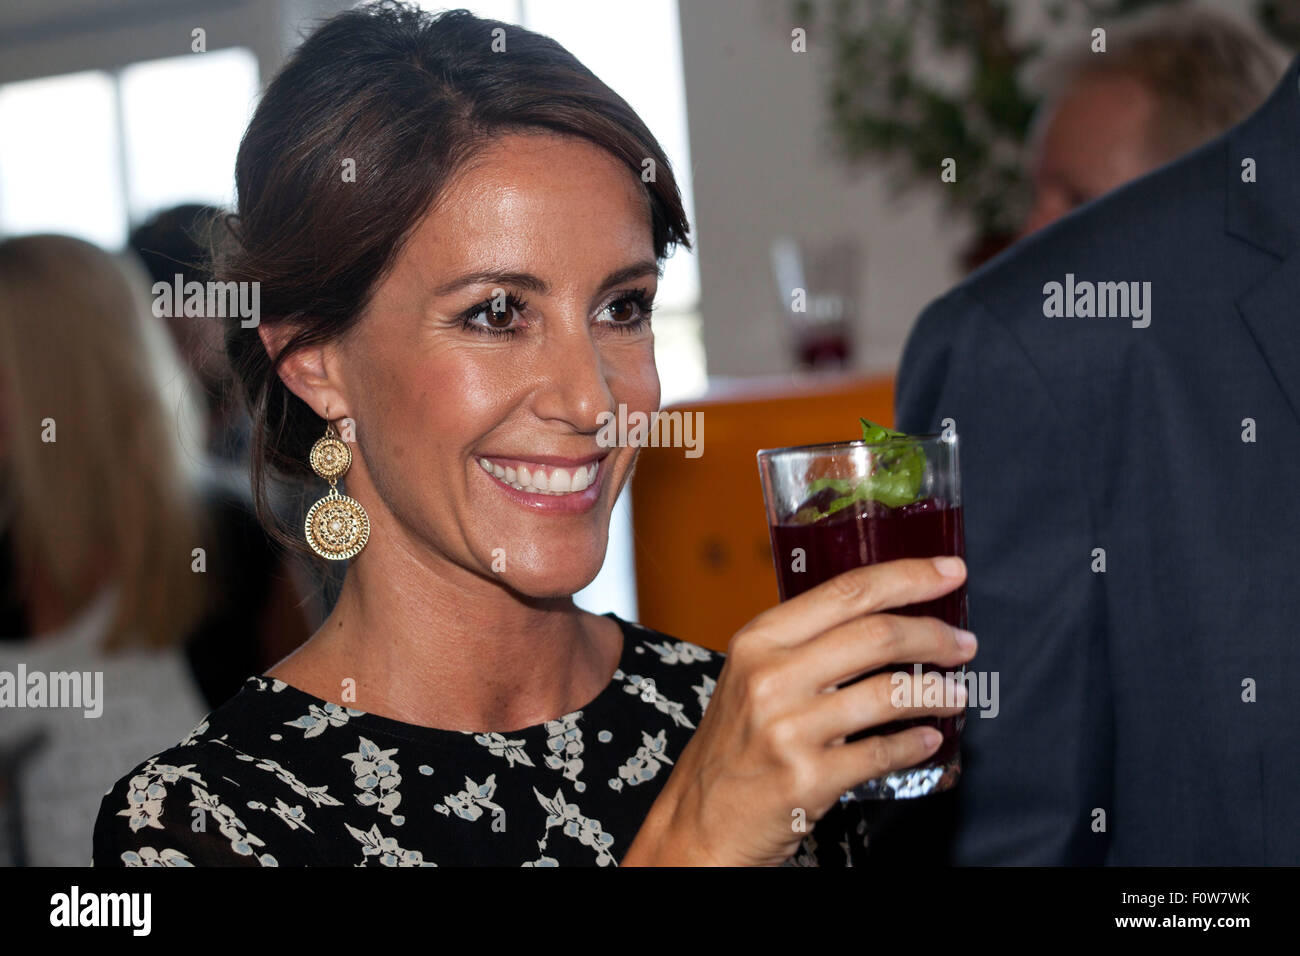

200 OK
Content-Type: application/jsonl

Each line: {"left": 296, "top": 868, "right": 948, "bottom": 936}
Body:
{"left": 327, "top": 131, "right": 661, "bottom": 597}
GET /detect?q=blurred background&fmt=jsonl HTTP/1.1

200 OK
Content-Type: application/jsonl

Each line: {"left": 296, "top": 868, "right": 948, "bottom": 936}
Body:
{"left": 0, "top": 0, "right": 1294, "bottom": 864}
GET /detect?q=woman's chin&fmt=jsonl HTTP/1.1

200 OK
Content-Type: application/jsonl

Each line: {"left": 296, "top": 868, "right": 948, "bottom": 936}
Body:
{"left": 486, "top": 552, "right": 605, "bottom": 599}
{"left": 498, "top": 572, "right": 601, "bottom": 600}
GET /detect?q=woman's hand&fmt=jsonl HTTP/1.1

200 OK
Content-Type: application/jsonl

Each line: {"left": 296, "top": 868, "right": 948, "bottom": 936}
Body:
{"left": 622, "top": 555, "right": 975, "bottom": 866}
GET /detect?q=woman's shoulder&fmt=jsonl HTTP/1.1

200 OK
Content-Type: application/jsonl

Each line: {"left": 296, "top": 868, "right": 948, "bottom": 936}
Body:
{"left": 92, "top": 676, "right": 324, "bottom": 866}
{"left": 600, "top": 613, "right": 725, "bottom": 722}
{"left": 605, "top": 613, "right": 723, "bottom": 672}
{"left": 606, "top": 612, "right": 724, "bottom": 668}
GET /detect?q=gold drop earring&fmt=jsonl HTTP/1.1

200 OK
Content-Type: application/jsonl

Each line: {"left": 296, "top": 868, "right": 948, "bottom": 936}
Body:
{"left": 304, "top": 419, "right": 370, "bottom": 560}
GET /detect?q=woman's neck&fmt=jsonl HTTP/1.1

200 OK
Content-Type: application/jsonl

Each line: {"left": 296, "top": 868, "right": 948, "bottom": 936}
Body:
{"left": 266, "top": 523, "right": 622, "bottom": 733}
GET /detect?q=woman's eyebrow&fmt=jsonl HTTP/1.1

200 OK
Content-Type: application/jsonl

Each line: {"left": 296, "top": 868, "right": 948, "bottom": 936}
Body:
{"left": 432, "top": 260, "right": 661, "bottom": 298}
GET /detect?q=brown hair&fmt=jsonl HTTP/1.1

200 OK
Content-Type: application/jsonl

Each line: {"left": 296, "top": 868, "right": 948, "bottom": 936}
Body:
{"left": 217, "top": 1, "right": 691, "bottom": 559}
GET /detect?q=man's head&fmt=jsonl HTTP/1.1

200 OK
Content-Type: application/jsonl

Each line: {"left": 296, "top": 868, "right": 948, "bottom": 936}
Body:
{"left": 1021, "top": 7, "right": 1285, "bottom": 237}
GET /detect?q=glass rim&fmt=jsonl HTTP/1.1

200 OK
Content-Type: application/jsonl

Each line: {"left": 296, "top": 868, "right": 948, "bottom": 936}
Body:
{"left": 756, "top": 432, "right": 947, "bottom": 459}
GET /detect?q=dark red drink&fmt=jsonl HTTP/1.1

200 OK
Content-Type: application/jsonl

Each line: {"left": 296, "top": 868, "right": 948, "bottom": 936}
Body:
{"left": 769, "top": 494, "right": 967, "bottom": 765}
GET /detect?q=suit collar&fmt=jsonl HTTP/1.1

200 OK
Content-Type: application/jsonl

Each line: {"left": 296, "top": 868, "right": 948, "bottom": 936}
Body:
{"left": 1227, "top": 57, "right": 1300, "bottom": 425}
{"left": 1226, "top": 55, "right": 1300, "bottom": 258}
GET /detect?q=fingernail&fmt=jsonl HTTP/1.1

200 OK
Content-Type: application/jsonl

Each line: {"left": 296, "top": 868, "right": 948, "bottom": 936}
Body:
{"left": 933, "top": 556, "right": 964, "bottom": 577}
{"left": 921, "top": 728, "right": 943, "bottom": 748}
{"left": 954, "top": 628, "right": 977, "bottom": 651}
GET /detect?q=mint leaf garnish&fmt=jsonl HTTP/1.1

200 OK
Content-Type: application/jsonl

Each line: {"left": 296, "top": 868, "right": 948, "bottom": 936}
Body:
{"left": 856, "top": 417, "right": 925, "bottom": 508}
{"left": 859, "top": 417, "right": 903, "bottom": 444}
{"left": 793, "top": 419, "right": 926, "bottom": 522}
{"left": 806, "top": 476, "right": 856, "bottom": 495}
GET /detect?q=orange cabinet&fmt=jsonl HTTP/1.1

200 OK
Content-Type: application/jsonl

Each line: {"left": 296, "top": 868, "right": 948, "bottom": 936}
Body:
{"left": 630, "top": 373, "right": 895, "bottom": 651}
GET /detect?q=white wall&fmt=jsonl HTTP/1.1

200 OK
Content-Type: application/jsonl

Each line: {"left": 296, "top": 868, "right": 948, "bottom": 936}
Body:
{"left": 676, "top": 0, "right": 971, "bottom": 378}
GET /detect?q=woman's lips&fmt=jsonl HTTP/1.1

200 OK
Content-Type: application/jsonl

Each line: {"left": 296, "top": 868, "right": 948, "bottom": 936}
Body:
{"left": 475, "top": 454, "right": 605, "bottom": 512}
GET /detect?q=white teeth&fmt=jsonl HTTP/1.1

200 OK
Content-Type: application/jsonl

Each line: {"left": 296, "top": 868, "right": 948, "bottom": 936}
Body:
{"left": 477, "top": 457, "right": 601, "bottom": 495}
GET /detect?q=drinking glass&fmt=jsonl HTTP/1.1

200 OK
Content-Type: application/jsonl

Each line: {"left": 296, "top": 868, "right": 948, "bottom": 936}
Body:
{"left": 756, "top": 433, "right": 966, "bottom": 801}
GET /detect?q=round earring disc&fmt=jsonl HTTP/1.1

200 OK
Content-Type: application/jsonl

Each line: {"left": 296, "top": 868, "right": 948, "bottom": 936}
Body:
{"left": 310, "top": 436, "right": 352, "bottom": 480}
{"left": 305, "top": 493, "right": 370, "bottom": 560}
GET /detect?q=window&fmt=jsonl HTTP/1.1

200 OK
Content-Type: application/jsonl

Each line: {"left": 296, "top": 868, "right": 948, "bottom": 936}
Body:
{"left": 0, "top": 71, "right": 125, "bottom": 248}
{"left": 0, "top": 47, "right": 259, "bottom": 246}
{"left": 118, "top": 49, "right": 260, "bottom": 225}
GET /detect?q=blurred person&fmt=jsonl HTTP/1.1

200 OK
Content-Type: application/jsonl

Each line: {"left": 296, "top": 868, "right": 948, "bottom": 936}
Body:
{"left": 129, "top": 203, "right": 251, "bottom": 464}
{"left": 0, "top": 234, "right": 311, "bottom": 865}
{"left": 1020, "top": 5, "right": 1285, "bottom": 236}
{"left": 0, "top": 235, "right": 213, "bottom": 866}
{"left": 93, "top": 3, "right": 976, "bottom": 867}
{"left": 895, "top": 46, "right": 1300, "bottom": 862}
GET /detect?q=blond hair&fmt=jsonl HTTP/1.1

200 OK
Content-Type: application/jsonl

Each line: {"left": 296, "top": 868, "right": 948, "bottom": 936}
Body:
{"left": 0, "top": 234, "right": 209, "bottom": 651}
{"left": 1030, "top": 5, "right": 1287, "bottom": 162}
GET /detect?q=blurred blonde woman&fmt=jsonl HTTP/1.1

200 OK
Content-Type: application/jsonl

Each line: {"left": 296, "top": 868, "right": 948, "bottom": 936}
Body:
{"left": 0, "top": 234, "right": 212, "bottom": 865}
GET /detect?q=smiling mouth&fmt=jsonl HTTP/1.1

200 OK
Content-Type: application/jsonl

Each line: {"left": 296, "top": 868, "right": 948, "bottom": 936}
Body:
{"left": 476, "top": 456, "right": 602, "bottom": 495}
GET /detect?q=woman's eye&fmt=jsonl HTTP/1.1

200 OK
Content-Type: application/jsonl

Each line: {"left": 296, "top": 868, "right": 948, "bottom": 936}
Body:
{"left": 480, "top": 305, "right": 514, "bottom": 327}
{"left": 607, "top": 298, "right": 639, "bottom": 323}
{"left": 462, "top": 295, "right": 527, "bottom": 336}
{"left": 601, "top": 290, "right": 654, "bottom": 330}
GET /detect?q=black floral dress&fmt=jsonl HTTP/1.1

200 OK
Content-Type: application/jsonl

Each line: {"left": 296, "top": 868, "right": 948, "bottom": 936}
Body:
{"left": 93, "top": 613, "right": 868, "bottom": 866}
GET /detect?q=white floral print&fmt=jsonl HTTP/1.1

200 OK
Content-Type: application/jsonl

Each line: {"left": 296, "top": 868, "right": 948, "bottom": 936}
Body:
{"left": 437, "top": 773, "right": 506, "bottom": 828}
{"left": 621, "top": 672, "right": 695, "bottom": 729}
{"left": 94, "top": 613, "right": 866, "bottom": 866}
{"left": 345, "top": 822, "right": 436, "bottom": 866}
{"left": 532, "top": 786, "right": 616, "bottom": 866}
{"left": 116, "top": 759, "right": 207, "bottom": 833}
{"left": 188, "top": 783, "right": 277, "bottom": 865}
{"left": 613, "top": 729, "right": 673, "bottom": 788}
{"left": 543, "top": 713, "right": 585, "bottom": 788}
{"left": 643, "top": 639, "right": 713, "bottom": 666}
{"left": 344, "top": 736, "right": 403, "bottom": 821}
{"left": 284, "top": 700, "right": 366, "bottom": 738}
{"left": 473, "top": 731, "right": 536, "bottom": 768}
{"left": 120, "top": 846, "right": 193, "bottom": 867}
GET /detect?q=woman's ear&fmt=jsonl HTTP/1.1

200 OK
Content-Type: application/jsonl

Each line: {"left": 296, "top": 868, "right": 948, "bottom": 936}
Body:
{"left": 258, "top": 322, "right": 351, "bottom": 422}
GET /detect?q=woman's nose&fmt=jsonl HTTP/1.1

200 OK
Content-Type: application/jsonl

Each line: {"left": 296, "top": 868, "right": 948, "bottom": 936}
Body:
{"left": 531, "top": 321, "right": 616, "bottom": 432}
